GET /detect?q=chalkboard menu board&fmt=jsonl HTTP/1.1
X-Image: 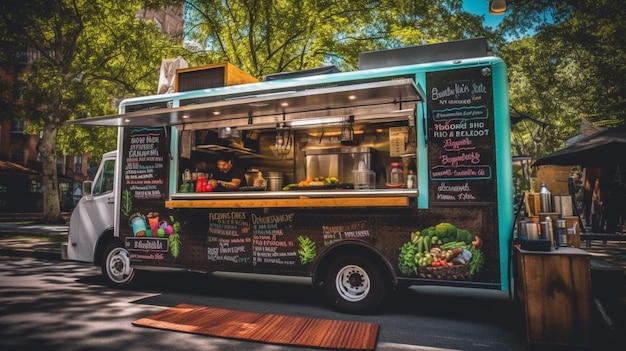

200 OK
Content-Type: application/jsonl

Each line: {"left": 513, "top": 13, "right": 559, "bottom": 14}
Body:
{"left": 205, "top": 211, "right": 299, "bottom": 267}
{"left": 427, "top": 66, "right": 495, "bottom": 203}
{"left": 121, "top": 127, "right": 170, "bottom": 211}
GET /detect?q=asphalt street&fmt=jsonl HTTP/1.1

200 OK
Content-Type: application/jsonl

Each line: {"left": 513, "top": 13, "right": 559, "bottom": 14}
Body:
{"left": 0, "top": 220, "right": 625, "bottom": 350}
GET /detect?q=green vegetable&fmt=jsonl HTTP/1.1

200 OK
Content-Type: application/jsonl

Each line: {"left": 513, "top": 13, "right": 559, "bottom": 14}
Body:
{"left": 435, "top": 222, "right": 457, "bottom": 243}
{"left": 421, "top": 226, "right": 433, "bottom": 238}
{"left": 411, "top": 231, "right": 421, "bottom": 243}
{"left": 455, "top": 229, "right": 474, "bottom": 244}
{"left": 398, "top": 242, "right": 418, "bottom": 274}
{"left": 424, "top": 235, "right": 430, "bottom": 252}
{"left": 467, "top": 245, "right": 484, "bottom": 276}
{"left": 440, "top": 241, "right": 469, "bottom": 250}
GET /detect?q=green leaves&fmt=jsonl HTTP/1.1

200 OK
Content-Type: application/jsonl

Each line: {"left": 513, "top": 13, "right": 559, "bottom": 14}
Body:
{"left": 186, "top": 0, "right": 483, "bottom": 75}
{"left": 499, "top": 1, "right": 626, "bottom": 166}
{"left": 297, "top": 235, "right": 316, "bottom": 265}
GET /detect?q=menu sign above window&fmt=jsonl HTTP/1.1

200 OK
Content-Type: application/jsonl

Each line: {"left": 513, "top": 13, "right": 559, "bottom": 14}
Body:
{"left": 427, "top": 66, "right": 495, "bottom": 203}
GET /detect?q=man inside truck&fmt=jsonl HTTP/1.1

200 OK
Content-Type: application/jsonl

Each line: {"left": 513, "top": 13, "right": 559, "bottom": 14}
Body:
{"left": 208, "top": 153, "right": 247, "bottom": 191}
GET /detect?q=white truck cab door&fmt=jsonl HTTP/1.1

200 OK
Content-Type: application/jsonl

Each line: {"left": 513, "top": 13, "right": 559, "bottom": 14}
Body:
{"left": 66, "top": 156, "right": 116, "bottom": 262}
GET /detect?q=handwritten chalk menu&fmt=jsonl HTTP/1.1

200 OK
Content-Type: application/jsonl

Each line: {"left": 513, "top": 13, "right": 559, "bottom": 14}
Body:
{"left": 252, "top": 213, "right": 297, "bottom": 266}
{"left": 206, "top": 211, "right": 252, "bottom": 264}
{"left": 427, "top": 66, "right": 495, "bottom": 203}
{"left": 322, "top": 222, "right": 371, "bottom": 246}
{"left": 205, "top": 211, "right": 298, "bottom": 266}
{"left": 122, "top": 127, "right": 169, "bottom": 205}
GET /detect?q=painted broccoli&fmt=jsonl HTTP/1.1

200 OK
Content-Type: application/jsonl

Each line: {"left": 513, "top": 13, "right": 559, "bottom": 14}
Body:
{"left": 455, "top": 228, "right": 474, "bottom": 244}
{"left": 435, "top": 222, "right": 457, "bottom": 243}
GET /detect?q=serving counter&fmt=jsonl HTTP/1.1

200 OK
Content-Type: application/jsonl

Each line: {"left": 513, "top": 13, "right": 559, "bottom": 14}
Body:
{"left": 166, "top": 189, "right": 417, "bottom": 209}
{"left": 513, "top": 246, "right": 592, "bottom": 349}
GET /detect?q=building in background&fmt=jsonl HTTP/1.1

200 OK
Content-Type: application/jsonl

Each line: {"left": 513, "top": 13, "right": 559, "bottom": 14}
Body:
{"left": 0, "top": 5, "right": 183, "bottom": 212}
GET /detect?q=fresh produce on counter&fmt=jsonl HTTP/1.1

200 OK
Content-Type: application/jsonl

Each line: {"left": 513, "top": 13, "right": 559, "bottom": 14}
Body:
{"left": 282, "top": 176, "right": 340, "bottom": 190}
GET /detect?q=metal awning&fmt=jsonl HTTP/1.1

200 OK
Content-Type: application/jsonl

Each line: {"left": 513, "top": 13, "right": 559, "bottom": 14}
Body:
{"left": 69, "top": 78, "right": 424, "bottom": 129}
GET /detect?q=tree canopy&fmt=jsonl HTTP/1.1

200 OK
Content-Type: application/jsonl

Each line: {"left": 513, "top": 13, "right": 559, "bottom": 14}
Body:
{"left": 0, "top": 0, "right": 186, "bottom": 221}
{"left": 497, "top": 0, "right": 626, "bottom": 160}
{"left": 183, "top": 0, "right": 491, "bottom": 76}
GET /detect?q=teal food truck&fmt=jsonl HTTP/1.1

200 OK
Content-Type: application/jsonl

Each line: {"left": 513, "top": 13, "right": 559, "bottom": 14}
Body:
{"left": 64, "top": 39, "right": 513, "bottom": 313}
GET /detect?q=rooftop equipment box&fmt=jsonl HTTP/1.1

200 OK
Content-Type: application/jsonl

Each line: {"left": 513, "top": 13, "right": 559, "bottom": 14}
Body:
{"left": 175, "top": 62, "right": 258, "bottom": 92}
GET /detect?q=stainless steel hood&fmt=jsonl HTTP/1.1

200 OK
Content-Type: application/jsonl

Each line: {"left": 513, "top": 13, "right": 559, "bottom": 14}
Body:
{"left": 69, "top": 78, "right": 423, "bottom": 129}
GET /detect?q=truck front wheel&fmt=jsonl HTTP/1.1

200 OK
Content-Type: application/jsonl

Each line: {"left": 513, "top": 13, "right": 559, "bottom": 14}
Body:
{"left": 324, "top": 255, "right": 388, "bottom": 314}
{"left": 101, "top": 243, "right": 135, "bottom": 287}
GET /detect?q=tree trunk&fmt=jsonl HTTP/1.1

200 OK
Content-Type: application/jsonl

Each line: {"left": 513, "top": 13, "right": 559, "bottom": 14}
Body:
{"left": 38, "top": 122, "right": 64, "bottom": 223}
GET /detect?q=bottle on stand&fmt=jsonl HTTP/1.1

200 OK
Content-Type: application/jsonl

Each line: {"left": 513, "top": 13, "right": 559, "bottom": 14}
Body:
{"left": 545, "top": 215, "right": 554, "bottom": 248}
{"left": 539, "top": 182, "right": 553, "bottom": 212}
{"left": 556, "top": 218, "right": 568, "bottom": 247}
{"left": 406, "top": 170, "right": 416, "bottom": 188}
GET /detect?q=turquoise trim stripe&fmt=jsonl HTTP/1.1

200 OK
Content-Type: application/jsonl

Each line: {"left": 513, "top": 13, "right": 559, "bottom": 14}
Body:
{"left": 491, "top": 60, "right": 513, "bottom": 290}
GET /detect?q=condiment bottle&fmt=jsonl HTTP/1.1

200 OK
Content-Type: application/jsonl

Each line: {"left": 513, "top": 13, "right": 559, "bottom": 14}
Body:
{"left": 406, "top": 170, "right": 416, "bottom": 188}
{"left": 545, "top": 215, "right": 554, "bottom": 246}
{"left": 556, "top": 218, "right": 567, "bottom": 246}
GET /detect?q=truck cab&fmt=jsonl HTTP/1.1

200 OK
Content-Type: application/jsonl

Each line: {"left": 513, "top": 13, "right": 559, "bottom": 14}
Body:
{"left": 63, "top": 151, "right": 117, "bottom": 263}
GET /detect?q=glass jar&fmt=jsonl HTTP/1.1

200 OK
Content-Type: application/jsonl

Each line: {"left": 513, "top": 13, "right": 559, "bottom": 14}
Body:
{"left": 388, "top": 162, "right": 404, "bottom": 187}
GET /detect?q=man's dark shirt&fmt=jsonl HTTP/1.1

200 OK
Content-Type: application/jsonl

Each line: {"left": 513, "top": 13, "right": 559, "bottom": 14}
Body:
{"left": 212, "top": 166, "right": 247, "bottom": 190}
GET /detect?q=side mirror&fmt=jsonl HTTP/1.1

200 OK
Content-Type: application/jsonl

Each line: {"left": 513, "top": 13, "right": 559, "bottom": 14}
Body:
{"left": 82, "top": 180, "right": 93, "bottom": 197}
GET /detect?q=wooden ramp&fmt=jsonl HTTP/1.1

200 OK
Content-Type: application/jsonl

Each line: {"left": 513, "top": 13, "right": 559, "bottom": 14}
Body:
{"left": 133, "top": 303, "right": 378, "bottom": 350}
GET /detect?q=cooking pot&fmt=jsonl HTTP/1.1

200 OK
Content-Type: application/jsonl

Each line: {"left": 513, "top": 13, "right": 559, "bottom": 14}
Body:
{"left": 265, "top": 171, "right": 284, "bottom": 191}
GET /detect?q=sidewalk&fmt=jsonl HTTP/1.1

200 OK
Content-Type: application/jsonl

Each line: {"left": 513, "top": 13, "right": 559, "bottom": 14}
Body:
{"left": 0, "top": 221, "right": 68, "bottom": 261}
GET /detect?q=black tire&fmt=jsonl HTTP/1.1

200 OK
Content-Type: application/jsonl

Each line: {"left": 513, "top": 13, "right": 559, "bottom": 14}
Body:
{"left": 324, "top": 255, "right": 388, "bottom": 314}
{"left": 101, "top": 243, "right": 135, "bottom": 287}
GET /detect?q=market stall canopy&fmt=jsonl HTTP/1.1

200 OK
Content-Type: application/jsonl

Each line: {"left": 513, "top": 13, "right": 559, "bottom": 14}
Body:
{"left": 533, "top": 124, "right": 626, "bottom": 167}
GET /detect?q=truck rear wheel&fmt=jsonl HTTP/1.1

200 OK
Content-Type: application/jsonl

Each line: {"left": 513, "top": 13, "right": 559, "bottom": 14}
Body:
{"left": 101, "top": 243, "right": 135, "bottom": 287}
{"left": 324, "top": 255, "right": 388, "bottom": 314}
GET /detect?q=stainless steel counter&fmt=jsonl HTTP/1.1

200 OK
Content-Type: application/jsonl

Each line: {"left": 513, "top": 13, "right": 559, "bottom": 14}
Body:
{"left": 170, "top": 188, "right": 418, "bottom": 200}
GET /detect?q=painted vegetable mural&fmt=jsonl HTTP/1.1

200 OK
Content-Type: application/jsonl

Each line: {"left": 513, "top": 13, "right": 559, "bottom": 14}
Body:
{"left": 398, "top": 222, "right": 484, "bottom": 279}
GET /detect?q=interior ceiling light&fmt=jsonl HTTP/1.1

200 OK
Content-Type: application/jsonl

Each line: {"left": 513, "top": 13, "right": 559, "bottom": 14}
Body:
{"left": 289, "top": 116, "right": 345, "bottom": 127}
{"left": 248, "top": 102, "right": 269, "bottom": 107}
{"left": 489, "top": 0, "right": 508, "bottom": 15}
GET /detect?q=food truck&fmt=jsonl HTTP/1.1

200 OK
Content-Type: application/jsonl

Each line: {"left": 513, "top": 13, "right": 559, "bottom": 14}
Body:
{"left": 63, "top": 40, "right": 513, "bottom": 313}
